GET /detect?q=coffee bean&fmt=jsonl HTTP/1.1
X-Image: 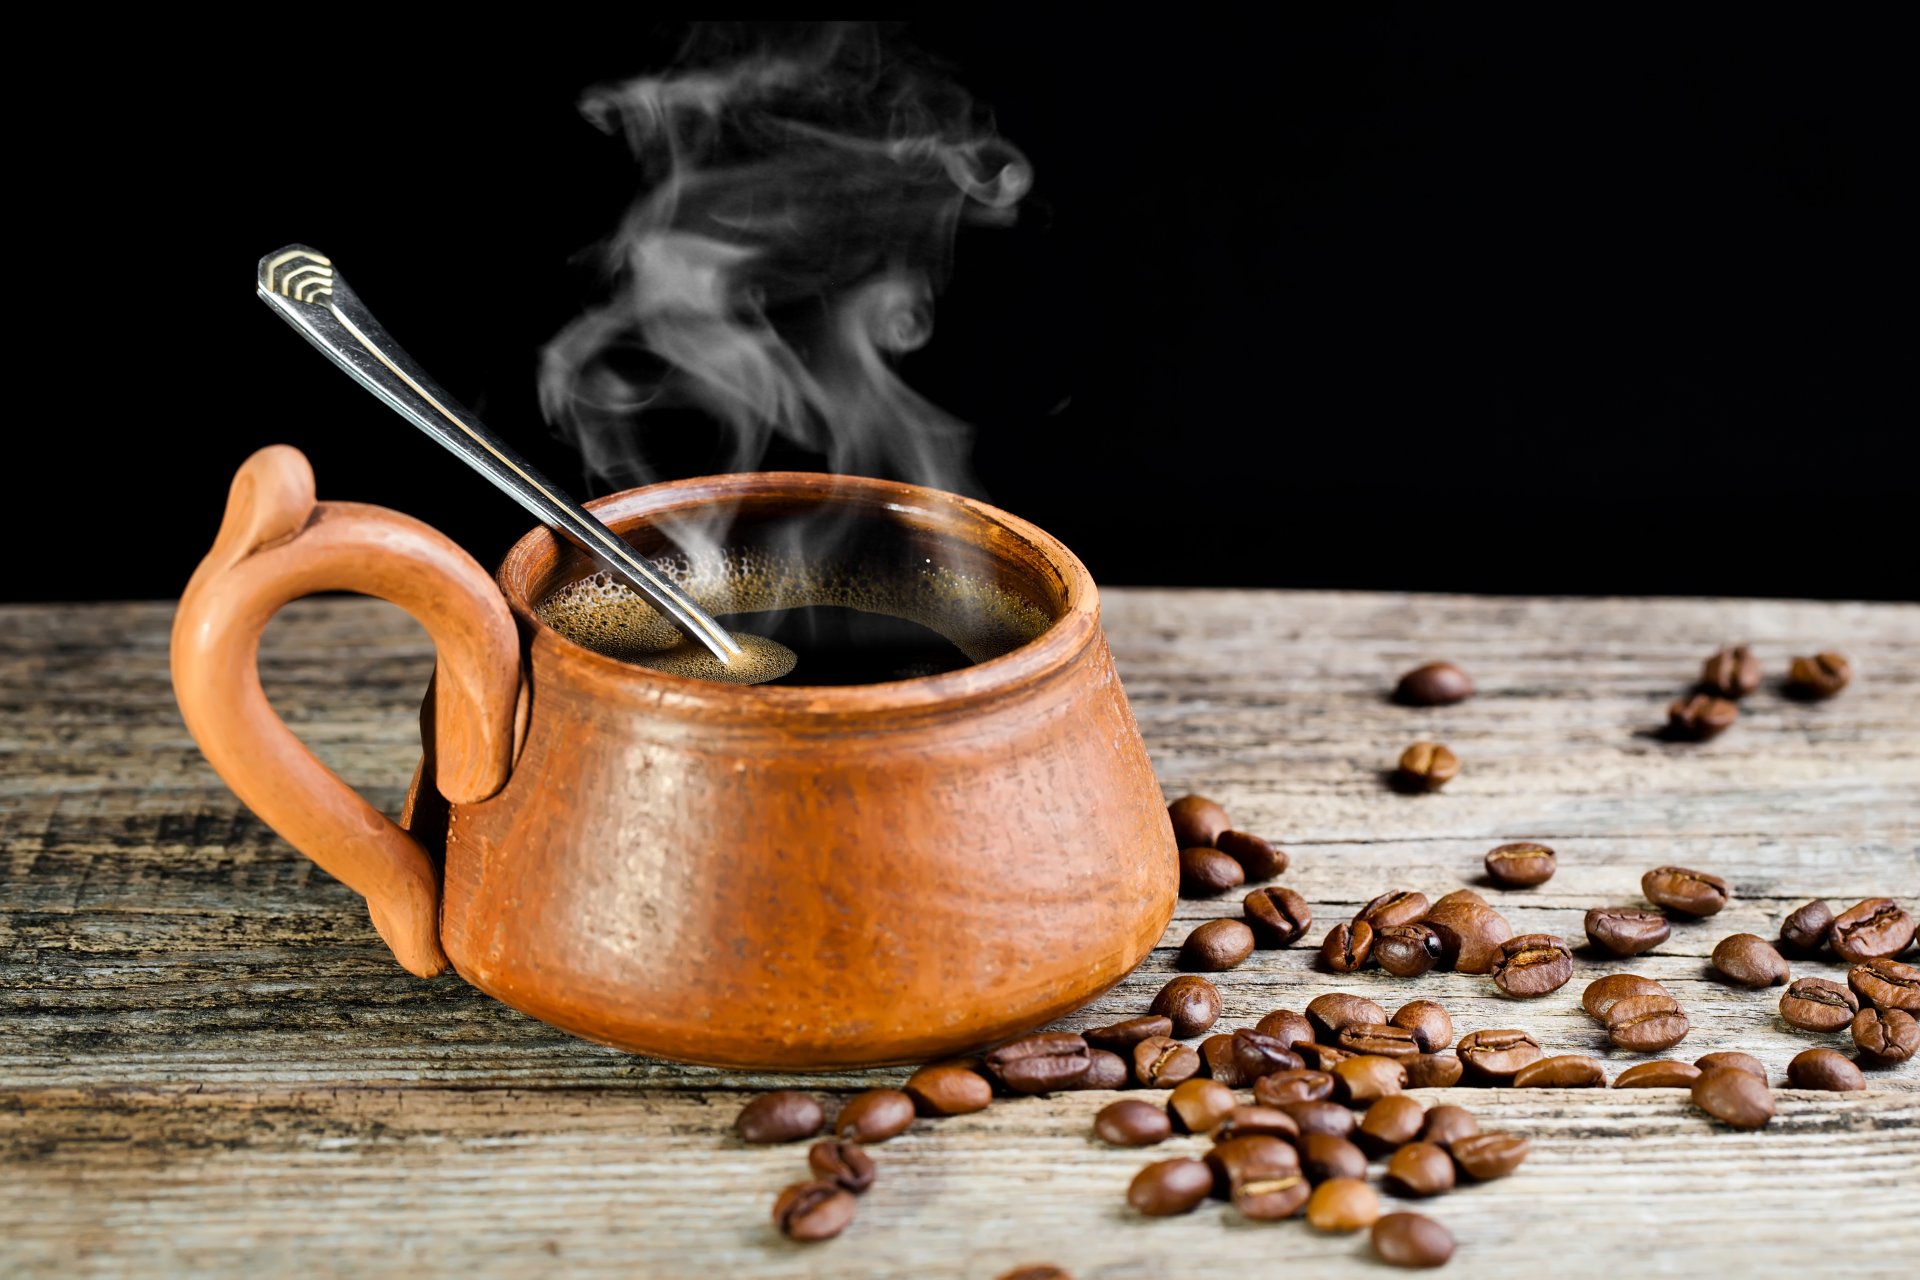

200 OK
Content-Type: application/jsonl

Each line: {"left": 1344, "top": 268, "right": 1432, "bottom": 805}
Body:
{"left": 1712, "top": 933, "right": 1791, "bottom": 988}
{"left": 1180, "top": 918, "right": 1256, "bottom": 971}
{"left": 1208, "top": 1136, "right": 1307, "bottom": 1219}
{"left": 1383, "top": 1142, "right": 1456, "bottom": 1197}
{"left": 1391, "top": 1001, "right": 1454, "bottom": 1052}
{"left": 1080, "top": 1048, "right": 1130, "bottom": 1090}
{"left": 772, "top": 1179, "right": 858, "bottom": 1241}
{"left": 1357, "top": 1095, "right": 1426, "bottom": 1154}
{"left": 1084, "top": 1015, "right": 1175, "bottom": 1053}
{"left": 1449, "top": 1131, "right": 1531, "bottom": 1180}
{"left": 1582, "top": 973, "right": 1669, "bottom": 1020}
{"left": 1199, "top": 1034, "right": 1247, "bottom": 1086}
{"left": 1358, "top": 890, "right": 1432, "bottom": 930}
{"left": 1094, "top": 1098, "right": 1173, "bottom": 1147}
{"left": 1394, "top": 661, "right": 1474, "bottom": 706}
{"left": 1321, "top": 920, "right": 1375, "bottom": 973}
{"left": 1700, "top": 645, "right": 1763, "bottom": 698}
{"left": 1307, "top": 992, "right": 1387, "bottom": 1039}
{"left": 903, "top": 1064, "right": 992, "bottom": 1116}
{"left": 986, "top": 1034, "right": 1092, "bottom": 1095}
{"left": 1851, "top": 1006, "right": 1919, "bottom": 1065}
{"left": 1432, "top": 887, "right": 1487, "bottom": 908}
{"left": 1372, "top": 1212, "right": 1455, "bottom": 1269}
{"left": 1422, "top": 898, "right": 1514, "bottom": 974}
{"left": 1584, "top": 907, "right": 1672, "bottom": 958}
{"left": 1375, "top": 923, "right": 1443, "bottom": 977}
{"left": 1306, "top": 1177, "right": 1381, "bottom": 1233}
{"left": 1691, "top": 1066, "right": 1774, "bottom": 1128}
{"left": 1149, "top": 975, "right": 1222, "bottom": 1038}
{"left": 1127, "top": 1157, "right": 1213, "bottom": 1216}
{"left": 1295, "top": 1043, "right": 1357, "bottom": 1072}
{"left": 1613, "top": 1060, "right": 1702, "bottom": 1089}
{"left": 1404, "top": 1053, "right": 1464, "bottom": 1088}
{"left": 835, "top": 1089, "right": 915, "bottom": 1142}
{"left": 1788, "top": 1047, "right": 1866, "bottom": 1092}
{"left": 1395, "top": 741, "right": 1460, "bottom": 791}
{"left": 1298, "top": 1131, "right": 1369, "bottom": 1182}
{"left": 1456, "top": 1029, "right": 1543, "bottom": 1083}
{"left": 1830, "top": 898, "right": 1917, "bottom": 962}
{"left": 1642, "top": 865, "right": 1729, "bottom": 917}
{"left": 1418, "top": 1104, "right": 1478, "bottom": 1147}
{"left": 1180, "top": 846, "right": 1245, "bottom": 898}
{"left": 1336, "top": 1023, "right": 1422, "bottom": 1058}
{"left": 1253, "top": 1069, "right": 1335, "bottom": 1106}
{"left": 736, "top": 1091, "right": 825, "bottom": 1144}
{"left": 1284, "top": 1100, "right": 1358, "bottom": 1141}
{"left": 1666, "top": 693, "right": 1739, "bottom": 741}
{"left": 1850, "top": 958, "right": 1920, "bottom": 1013}
{"left": 1167, "top": 794, "right": 1230, "bottom": 848}
{"left": 1232, "top": 1028, "right": 1305, "bottom": 1081}
{"left": 1779, "top": 977, "right": 1859, "bottom": 1031}
{"left": 996, "top": 1268, "right": 1071, "bottom": 1280}
{"left": 1786, "top": 651, "right": 1851, "bottom": 699}
{"left": 1244, "top": 887, "right": 1313, "bottom": 947}
{"left": 1512, "top": 1054, "right": 1607, "bottom": 1088}
{"left": 1168, "top": 1078, "right": 1239, "bottom": 1134}
{"left": 1333, "top": 1055, "right": 1407, "bottom": 1104}
{"left": 1484, "top": 841, "right": 1557, "bottom": 888}
{"left": 1216, "top": 830, "right": 1288, "bottom": 880}
{"left": 1254, "top": 1008, "right": 1316, "bottom": 1049}
{"left": 1693, "top": 1051, "right": 1767, "bottom": 1079}
{"left": 808, "top": 1140, "right": 876, "bottom": 1193}
{"left": 1607, "top": 994, "right": 1691, "bottom": 1052}
{"left": 1780, "top": 898, "right": 1834, "bottom": 952}
{"left": 1211, "top": 1105, "right": 1301, "bottom": 1143}
{"left": 1133, "top": 1035, "right": 1202, "bottom": 1088}
{"left": 1491, "top": 933, "right": 1575, "bottom": 997}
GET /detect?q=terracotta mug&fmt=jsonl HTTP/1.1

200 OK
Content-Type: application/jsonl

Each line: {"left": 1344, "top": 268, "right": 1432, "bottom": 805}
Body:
{"left": 171, "top": 445, "right": 1176, "bottom": 1068}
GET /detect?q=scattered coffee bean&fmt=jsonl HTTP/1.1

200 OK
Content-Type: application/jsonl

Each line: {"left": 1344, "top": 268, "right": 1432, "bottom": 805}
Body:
{"left": 772, "top": 1179, "right": 858, "bottom": 1241}
{"left": 1642, "top": 865, "right": 1730, "bottom": 917}
{"left": 1700, "top": 645, "right": 1763, "bottom": 698}
{"left": 1372, "top": 1212, "right": 1455, "bottom": 1269}
{"left": 1133, "top": 1035, "right": 1202, "bottom": 1088}
{"left": 1244, "top": 887, "right": 1313, "bottom": 947}
{"left": 1127, "top": 1157, "right": 1213, "bottom": 1216}
{"left": 1358, "top": 890, "right": 1432, "bottom": 930}
{"left": 1095, "top": 1099, "right": 1173, "bottom": 1147}
{"left": 1216, "top": 830, "right": 1288, "bottom": 880}
{"left": 1200, "top": 1033, "right": 1248, "bottom": 1086}
{"left": 1180, "top": 846, "right": 1245, "bottom": 898}
{"left": 1307, "top": 992, "right": 1388, "bottom": 1039}
{"left": 1711, "top": 933, "right": 1791, "bottom": 988}
{"left": 736, "top": 1091, "right": 825, "bottom": 1144}
{"left": 986, "top": 1034, "right": 1092, "bottom": 1094}
{"left": 1788, "top": 1047, "right": 1866, "bottom": 1092}
{"left": 1691, "top": 1066, "right": 1774, "bottom": 1129}
{"left": 1307, "top": 1176, "right": 1381, "bottom": 1232}
{"left": 1167, "top": 795, "right": 1230, "bottom": 848}
{"left": 1180, "top": 918, "right": 1256, "bottom": 971}
{"left": 1167, "top": 1078, "right": 1239, "bottom": 1134}
{"left": 1284, "top": 1100, "right": 1358, "bottom": 1140}
{"left": 1232, "top": 1028, "right": 1305, "bottom": 1081}
{"left": 1850, "top": 957, "right": 1920, "bottom": 1012}
{"left": 1394, "top": 661, "right": 1475, "bottom": 707}
{"left": 1211, "top": 1105, "right": 1300, "bottom": 1143}
{"left": 1403, "top": 1053, "right": 1464, "bottom": 1089}
{"left": 1080, "top": 1048, "right": 1130, "bottom": 1090}
{"left": 836, "top": 1089, "right": 915, "bottom": 1142}
{"left": 1253, "top": 1069, "right": 1336, "bottom": 1106}
{"left": 1484, "top": 841, "right": 1557, "bottom": 888}
{"left": 1693, "top": 1051, "right": 1768, "bottom": 1079}
{"left": 1491, "top": 933, "right": 1575, "bottom": 997}
{"left": 1666, "top": 693, "right": 1739, "bottom": 741}
{"left": 1357, "top": 1095, "right": 1427, "bottom": 1154}
{"left": 1606, "top": 994, "right": 1691, "bottom": 1052}
{"left": 1613, "top": 1060, "right": 1702, "bottom": 1089}
{"left": 1209, "top": 1136, "right": 1308, "bottom": 1219}
{"left": 1786, "top": 651, "right": 1851, "bottom": 699}
{"left": 1375, "top": 923, "right": 1444, "bottom": 977}
{"left": 808, "top": 1140, "right": 876, "bottom": 1193}
{"left": 1829, "top": 898, "right": 1916, "bottom": 962}
{"left": 1779, "top": 898, "right": 1834, "bottom": 952}
{"left": 1422, "top": 897, "right": 1514, "bottom": 974}
{"left": 1456, "top": 1029, "right": 1544, "bottom": 1083}
{"left": 1295, "top": 1043, "right": 1357, "bottom": 1071}
{"left": 1336, "top": 1023, "right": 1422, "bottom": 1059}
{"left": 1851, "top": 1006, "right": 1919, "bottom": 1065}
{"left": 1418, "top": 1104, "right": 1478, "bottom": 1147}
{"left": 1583, "top": 973, "right": 1669, "bottom": 1021}
{"left": 1254, "top": 1008, "right": 1316, "bottom": 1049}
{"left": 1298, "top": 1131, "right": 1369, "bottom": 1182}
{"left": 1333, "top": 1054, "right": 1407, "bottom": 1104}
{"left": 1779, "top": 977, "right": 1859, "bottom": 1031}
{"left": 1450, "top": 1131, "right": 1531, "bottom": 1180}
{"left": 1150, "top": 975, "right": 1222, "bottom": 1038}
{"left": 1433, "top": 888, "right": 1487, "bottom": 908}
{"left": 1383, "top": 1142, "right": 1456, "bottom": 1197}
{"left": 1512, "top": 1054, "right": 1607, "bottom": 1088}
{"left": 1395, "top": 741, "right": 1460, "bottom": 791}
{"left": 1584, "top": 907, "right": 1672, "bottom": 958}
{"left": 1322, "top": 920, "right": 1375, "bottom": 973}
{"left": 1084, "top": 1015, "right": 1174, "bottom": 1053}
{"left": 903, "top": 1064, "right": 993, "bottom": 1116}
{"left": 1391, "top": 1001, "right": 1454, "bottom": 1053}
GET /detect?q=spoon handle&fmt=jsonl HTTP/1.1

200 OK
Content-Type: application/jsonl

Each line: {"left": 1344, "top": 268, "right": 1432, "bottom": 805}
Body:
{"left": 254, "top": 245, "right": 741, "bottom": 663}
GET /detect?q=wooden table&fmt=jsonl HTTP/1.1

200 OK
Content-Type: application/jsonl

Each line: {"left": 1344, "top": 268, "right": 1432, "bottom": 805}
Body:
{"left": 4, "top": 591, "right": 1916, "bottom": 1278}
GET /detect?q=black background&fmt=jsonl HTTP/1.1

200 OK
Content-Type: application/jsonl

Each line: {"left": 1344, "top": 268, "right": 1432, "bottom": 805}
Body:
{"left": 22, "top": 11, "right": 1912, "bottom": 602}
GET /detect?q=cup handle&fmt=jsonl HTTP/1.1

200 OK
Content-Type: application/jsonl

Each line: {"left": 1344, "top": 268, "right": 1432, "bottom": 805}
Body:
{"left": 171, "top": 445, "right": 521, "bottom": 976}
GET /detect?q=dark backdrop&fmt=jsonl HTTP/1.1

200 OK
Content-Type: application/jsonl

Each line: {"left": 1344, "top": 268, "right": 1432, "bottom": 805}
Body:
{"left": 23, "top": 11, "right": 1912, "bottom": 601}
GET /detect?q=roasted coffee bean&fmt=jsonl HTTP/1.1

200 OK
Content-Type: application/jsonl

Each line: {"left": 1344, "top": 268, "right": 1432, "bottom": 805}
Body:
{"left": 1253, "top": 1069, "right": 1336, "bottom": 1106}
{"left": 1693, "top": 1051, "right": 1767, "bottom": 1079}
{"left": 1180, "top": 846, "right": 1245, "bottom": 898}
{"left": 1295, "top": 1043, "right": 1356, "bottom": 1071}
{"left": 1512, "top": 1054, "right": 1607, "bottom": 1088}
{"left": 1232, "top": 1028, "right": 1305, "bottom": 1081}
{"left": 1432, "top": 888, "right": 1487, "bottom": 908}
{"left": 1484, "top": 841, "right": 1557, "bottom": 888}
{"left": 1372, "top": 1213, "right": 1455, "bottom": 1269}
{"left": 1417, "top": 1104, "right": 1478, "bottom": 1147}
{"left": 1254, "top": 1008, "right": 1316, "bottom": 1049}
{"left": 1211, "top": 1104, "right": 1300, "bottom": 1143}
{"left": 1788, "top": 1047, "right": 1866, "bottom": 1092}
{"left": 1712, "top": 933, "right": 1791, "bottom": 988}
{"left": 1284, "top": 1100, "right": 1358, "bottom": 1140}
{"left": 1216, "top": 830, "right": 1288, "bottom": 880}
{"left": 1375, "top": 923, "right": 1443, "bottom": 977}
{"left": 1127, "top": 1157, "right": 1213, "bottom": 1217}
{"left": 1167, "top": 795, "right": 1230, "bottom": 848}
{"left": 1200, "top": 1034, "right": 1248, "bottom": 1086}
{"left": 1394, "top": 661, "right": 1474, "bottom": 706}
{"left": 1691, "top": 1066, "right": 1774, "bottom": 1128}
{"left": 1583, "top": 973, "right": 1669, "bottom": 1020}
{"left": 1383, "top": 1142, "right": 1456, "bottom": 1197}
{"left": 1779, "top": 977, "right": 1859, "bottom": 1031}
{"left": 1336, "top": 1023, "right": 1422, "bottom": 1058}
{"left": 1321, "top": 920, "right": 1375, "bottom": 973}
{"left": 1850, "top": 958, "right": 1920, "bottom": 1012}
{"left": 1585, "top": 907, "right": 1672, "bottom": 958}
{"left": 1456, "top": 1029, "right": 1543, "bottom": 1083}
{"left": 1422, "top": 898, "right": 1514, "bottom": 974}
{"left": 1830, "top": 898, "right": 1917, "bottom": 962}
{"left": 1700, "top": 645, "right": 1763, "bottom": 698}
{"left": 1779, "top": 898, "right": 1835, "bottom": 953}
{"left": 736, "top": 1091, "right": 825, "bottom": 1144}
{"left": 1150, "top": 975, "right": 1222, "bottom": 1038}
{"left": 986, "top": 1033, "right": 1092, "bottom": 1094}
{"left": 1613, "top": 1060, "right": 1702, "bottom": 1089}
{"left": 1084, "top": 1015, "right": 1174, "bottom": 1053}
{"left": 1298, "top": 1132, "right": 1369, "bottom": 1182}
{"left": 1666, "top": 693, "right": 1738, "bottom": 741}
{"left": 1232, "top": 1171, "right": 1311, "bottom": 1221}
{"left": 1080, "top": 1048, "right": 1130, "bottom": 1090}
{"left": 1133, "top": 1035, "right": 1202, "bottom": 1088}
{"left": 1357, "top": 1095, "right": 1426, "bottom": 1154}
{"left": 1306, "top": 1177, "right": 1381, "bottom": 1233}
{"left": 1094, "top": 1098, "right": 1173, "bottom": 1147}
{"left": 996, "top": 1268, "right": 1070, "bottom": 1280}
{"left": 808, "top": 1140, "right": 876, "bottom": 1193}
{"left": 1491, "top": 933, "right": 1575, "bottom": 997}
{"left": 1642, "top": 865, "right": 1729, "bottom": 916}
{"left": 1450, "top": 1131, "right": 1531, "bottom": 1180}
{"left": 1852, "top": 1006, "right": 1919, "bottom": 1065}
{"left": 1606, "top": 994, "right": 1691, "bottom": 1052}
{"left": 1395, "top": 741, "right": 1460, "bottom": 791}
{"left": 835, "top": 1089, "right": 915, "bottom": 1142}
{"left": 1333, "top": 1055, "right": 1407, "bottom": 1104}
{"left": 1208, "top": 1136, "right": 1307, "bottom": 1219}
{"left": 1358, "top": 890, "right": 1431, "bottom": 930}
{"left": 1786, "top": 651, "right": 1851, "bottom": 699}
{"left": 1180, "top": 918, "right": 1256, "bottom": 971}
{"left": 1307, "top": 992, "right": 1388, "bottom": 1039}
{"left": 1244, "top": 887, "right": 1313, "bottom": 947}
{"left": 903, "top": 1064, "right": 992, "bottom": 1116}
{"left": 1167, "top": 1078, "right": 1239, "bottom": 1134}
{"left": 1391, "top": 1001, "right": 1454, "bottom": 1053}
{"left": 772, "top": 1179, "right": 858, "bottom": 1242}
{"left": 1403, "top": 1054, "right": 1464, "bottom": 1089}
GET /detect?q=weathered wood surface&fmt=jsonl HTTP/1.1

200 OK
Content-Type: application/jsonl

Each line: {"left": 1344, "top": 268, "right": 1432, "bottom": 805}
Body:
{"left": 3, "top": 591, "right": 1917, "bottom": 1278}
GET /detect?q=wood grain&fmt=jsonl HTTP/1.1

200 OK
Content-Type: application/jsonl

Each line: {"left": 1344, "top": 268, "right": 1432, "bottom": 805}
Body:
{"left": 3, "top": 591, "right": 1917, "bottom": 1278}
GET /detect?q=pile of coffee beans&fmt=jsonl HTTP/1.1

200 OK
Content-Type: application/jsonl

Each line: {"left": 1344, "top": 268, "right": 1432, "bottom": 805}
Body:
{"left": 1665, "top": 644, "right": 1854, "bottom": 740}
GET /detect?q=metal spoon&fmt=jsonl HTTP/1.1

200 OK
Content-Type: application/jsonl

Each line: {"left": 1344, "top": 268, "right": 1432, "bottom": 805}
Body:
{"left": 254, "top": 244, "right": 743, "bottom": 666}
